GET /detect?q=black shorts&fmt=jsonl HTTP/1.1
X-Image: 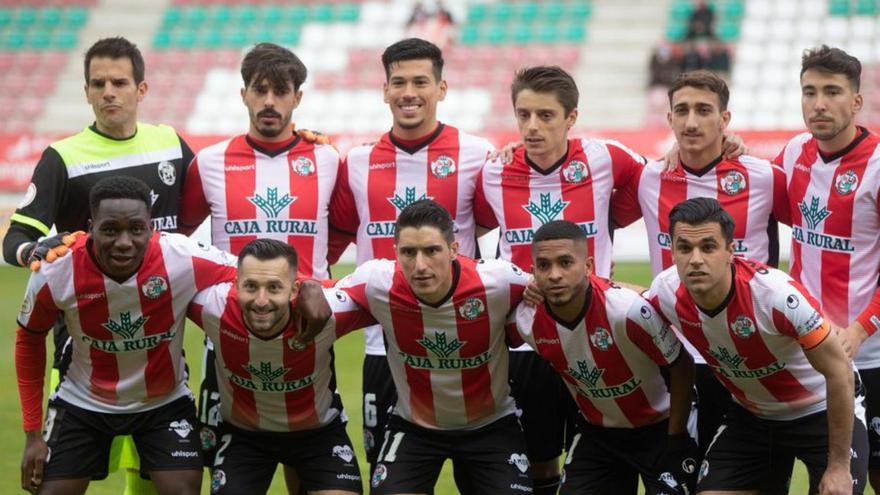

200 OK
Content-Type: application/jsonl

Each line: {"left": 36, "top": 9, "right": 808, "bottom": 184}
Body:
{"left": 52, "top": 314, "right": 72, "bottom": 375}
{"left": 560, "top": 416, "right": 684, "bottom": 495}
{"left": 363, "top": 353, "right": 397, "bottom": 464}
{"left": 210, "top": 418, "right": 362, "bottom": 494}
{"left": 509, "top": 349, "right": 568, "bottom": 463}
{"left": 42, "top": 396, "right": 202, "bottom": 481}
{"left": 197, "top": 338, "right": 222, "bottom": 466}
{"left": 859, "top": 366, "right": 880, "bottom": 467}
{"left": 698, "top": 402, "right": 868, "bottom": 493}
{"left": 370, "top": 414, "right": 533, "bottom": 494}
{"left": 694, "top": 363, "right": 731, "bottom": 455}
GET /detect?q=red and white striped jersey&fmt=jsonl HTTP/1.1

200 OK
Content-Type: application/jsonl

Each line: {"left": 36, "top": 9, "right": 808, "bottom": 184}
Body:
{"left": 179, "top": 135, "right": 339, "bottom": 278}
{"left": 337, "top": 256, "right": 527, "bottom": 430}
{"left": 187, "top": 285, "right": 375, "bottom": 432}
{"left": 615, "top": 155, "right": 789, "bottom": 277}
{"left": 774, "top": 128, "right": 880, "bottom": 369}
{"left": 511, "top": 276, "right": 681, "bottom": 428}
{"left": 17, "top": 233, "right": 237, "bottom": 413}
{"left": 474, "top": 138, "right": 645, "bottom": 277}
{"left": 647, "top": 257, "right": 832, "bottom": 420}
{"left": 329, "top": 124, "right": 493, "bottom": 355}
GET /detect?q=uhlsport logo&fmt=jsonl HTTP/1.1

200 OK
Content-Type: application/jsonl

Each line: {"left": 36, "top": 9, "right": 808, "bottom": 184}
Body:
{"left": 141, "top": 275, "right": 168, "bottom": 300}
{"left": 835, "top": 169, "right": 858, "bottom": 195}
{"left": 249, "top": 187, "right": 295, "bottom": 218}
{"left": 430, "top": 155, "right": 456, "bottom": 178}
{"left": 562, "top": 160, "right": 589, "bottom": 183}
{"left": 291, "top": 156, "right": 315, "bottom": 176}
{"left": 157, "top": 160, "right": 176, "bottom": 186}
{"left": 458, "top": 297, "right": 485, "bottom": 320}
{"left": 720, "top": 170, "right": 746, "bottom": 195}
{"left": 523, "top": 193, "right": 570, "bottom": 224}
{"left": 729, "top": 315, "right": 755, "bottom": 339}
{"left": 589, "top": 327, "right": 614, "bottom": 351}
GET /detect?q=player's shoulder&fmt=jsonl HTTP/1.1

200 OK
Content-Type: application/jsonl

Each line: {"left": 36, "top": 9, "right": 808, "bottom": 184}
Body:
{"left": 474, "top": 257, "right": 527, "bottom": 279}
{"left": 652, "top": 265, "right": 683, "bottom": 293}
{"left": 196, "top": 281, "right": 234, "bottom": 308}
{"left": 784, "top": 132, "right": 815, "bottom": 151}
{"left": 734, "top": 154, "right": 771, "bottom": 169}
{"left": 348, "top": 258, "right": 396, "bottom": 281}
{"left": 452, "top": 126, "right": 494, "bottom": 152}
{"left": 194, "top": 135, "right": 240, "bottom": 159}
{"left": 323, "top": 286, "right": 359, "bottom": 311}
{"left": 343, "top": 139, "right": 380, "bottom": 165}
{"left": 158, "top": 232, "right": 230, "bottom": 260}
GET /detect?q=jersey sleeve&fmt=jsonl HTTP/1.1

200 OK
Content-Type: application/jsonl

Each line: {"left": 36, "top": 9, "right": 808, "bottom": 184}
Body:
{"left": 771, "top": 281, "right": 830, "bottom": 350}
{"left": 173, "top": 235, "right": 238, "bottom": 291}
{"left": 770, "top": 163, "right": 791, "bottom": 226}
{"left": 473, "top": 167, "right": 499, "bottom": 229}
{"left": 506, "top": 306, "right": 531, "bottom": 348}
{"left": 624, "top": 296, "right": 682, "bottom": 366}
{"left": 335, "top": 259, "right": 384, "bottom": 311}
{"left": 187, "top": 283, "right": 228, "bottom": 330}
{"left": 772, "top": 147, "right": 785, "bottom": 167}
{"left": 9, "top": 147, "right": 68, "bottom": 237}
{"left": 497, "top": 260, "right": 529, "bottom": 308}
{"left": 177, "top": 155, "right": 211, "bottom": 236}
{"left": 606, "top": 142, "right": 646, "bottom": 228}
{"left": 324, "top": 288, "right": 377, "bottom": 338}
{"left": 17, "top": 269, "right": 60, "bottom": 332}
{"left": 855, "top": 287, "right": 880, "bottom": 337}
{"left": 328, "top": 157, "right": 359, "bottom": 236}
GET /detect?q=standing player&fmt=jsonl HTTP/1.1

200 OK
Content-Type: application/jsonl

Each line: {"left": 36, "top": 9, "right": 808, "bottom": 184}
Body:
{"left": 15, "top": 176, "right": 238, "bottom": 495}
{"left": 187, "top": 239, "right": 372, "bottom": 494}
{"left": 611, "top": 70, "right": 790, "bottom": 458}
{"left": 328, "top": 199, "right": 532, "bottom": 494}
{"left": 648, "top": 197, "right": 866, "bottom": 494}
{"left": 510, "top": 220, "right": 696, "bottom": 494}
{"left": 472, "top": 66, "right": 646, "bottom": 492}
{"left": 177, "top": 42, "right": 339, "bottom": 481}
{"left": 773, "top": 45, "right": 880, "bottom": 491}
{"left": 328, "top": 38, "right": 494, "bottom": 474}
{"left": 3, "top": 36, "right": 194, "bottom": 495}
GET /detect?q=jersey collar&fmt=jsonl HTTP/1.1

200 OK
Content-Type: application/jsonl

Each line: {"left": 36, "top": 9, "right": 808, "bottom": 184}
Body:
{"left": 89, "top": 123, "right": 137, "bottom": 141}
{"left": 546, "top": 281, "right": 592, "bottom": 331}
{"left": 817, "top": 126, "right": 869, "bottom": 163}
{"left": 680, "top": 153, "right": 724, "bottom": 177}
{"left": 388, "top": 123, "right": 446, "bottom": 155}
{"left": 524, "top": 142, "right": 571, "bottom": 176}
{"left": 695, "top": 264, "right": 736, "bottom": 318}
{"left": 245, "top": 133, "right": 302, "bottom": 158}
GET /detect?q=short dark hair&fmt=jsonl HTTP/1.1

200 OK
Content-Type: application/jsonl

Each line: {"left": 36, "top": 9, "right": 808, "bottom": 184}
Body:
{"left": 84, "top": 37, "right": 145, "bottom": 84}
{"left": 237, "top": 238, "right": 298, "bottom": 273}
{"left": 395, "top": 199, "right": 454, "bottom": 243}
{"left": 668, "top": 70, "right": 730, "bottom": 110}
{"left": 532, "top": 220, "right": 586, "bottom": 247}
{"left": 668, "top": 197, "right": 735, "bottom": 245}
{"left": 241, "top": 42, "right": 308, "bottom": 92}
{"left": 382, "top": 38, "right": 444, "bottom": 81}
{"left": 511, "top": 66, "right": 579, "bottom": 115}
{"left": 89, "top": 176, "right": 151, "bottom": 218}
{"left": 801, "top": 45, "right": 861, "bottom": 91}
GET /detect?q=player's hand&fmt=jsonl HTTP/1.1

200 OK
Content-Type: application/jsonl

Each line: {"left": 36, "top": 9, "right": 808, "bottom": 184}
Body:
{"left": 663, "top": 143, "right": 681, "bottom": 172}
{"left": 656, "top": 433, "right": 698, "bottom": 495}
{"left": 721, "top": 132, "right": 748, "bottom": 159}
{"left": 292, "top": 279, "right": 332, "bottom": 344}
{"left": 522, "top": 275, "right": 544, "bottom": 307}
{"left": 23, "top": 231, "right": 85, "bottom": 272}
{"left": 838, "top": 322, "right": 868, "bottom": 361}
{"left": 21, "top": 432, "right": 48, "bottom": 494}
{"left": 297, "top": 128, "right": 332, "bottom": 146}
{"left": 817, "top": 463, "right": 852, "bottom": 495}
{"left": 487, "top": 141, "right": 522, "bottom": 164}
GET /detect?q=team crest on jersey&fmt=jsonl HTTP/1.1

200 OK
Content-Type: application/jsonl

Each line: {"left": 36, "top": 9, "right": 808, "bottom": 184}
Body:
{"left": 292, "top": 156, "right": 316, "bottom": 176}
{"left": 371, "top": 464, "right": 388, "bottom": 488}
{"left": 508, "top": 453, "right": 530, "bottom": 474}
{"left": 19, "top": 295, "right": 33, "bottom": 316}
{"left": 730, "top": 315, "right": 755, "bottom": 339}
{"left": 200, "top": 426, "right": 217, "bottom": 450}
{"left": 157, "top": 161, "right": 176, "bottom": 186}
{"left": 589, "top": 327, "right": 614, "bottom": 351}
{"left": 562, "top": 160, "right": 589, "bottom": 183}
{"left": 720, "top": 170, "right": 746, "bottom": 196}
{"left": 835, "top": 169, "right": 859, "bottom": 195}
{"left": 18, "top": 183, "right": 36, "bottom": 208}
{"left": 141, "top": 275, "right": 168, "bottom": 300}
{"left": 458, "top": 297, "right": 485, "bottom": 320}
{"left": 287, "top": 336, "right": 308, "bottom": 351}
{"left": 211, "top": 469, "right": 226, "bottom": 493}
{"left": 332, "top": 445, "right": 355, "bottom": 463}
{"left": 430, "top": 155, "right": 456, "bottom": 178}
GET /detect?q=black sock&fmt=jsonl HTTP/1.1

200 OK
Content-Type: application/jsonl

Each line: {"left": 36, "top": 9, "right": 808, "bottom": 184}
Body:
{"left": 533, "top": 475, "right": 562, "bottom": 495}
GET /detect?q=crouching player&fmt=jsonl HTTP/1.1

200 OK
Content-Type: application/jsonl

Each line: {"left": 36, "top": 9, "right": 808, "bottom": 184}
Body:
{"left": 186, "top": 238, "right": 373, "bottom": 494}
{"left": 648, "top": 197, "right": 867, "bottom": 494}
{"left": 510, "top": 220, "right": 697, "bottom": 495}
{"left": 15, "top": 177, "right": 238, "bottom": 495}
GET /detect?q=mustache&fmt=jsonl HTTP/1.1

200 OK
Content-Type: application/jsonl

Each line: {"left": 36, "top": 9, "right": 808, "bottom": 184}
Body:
{"left": 257, "top": 109, "right": 282, "bottom": 119}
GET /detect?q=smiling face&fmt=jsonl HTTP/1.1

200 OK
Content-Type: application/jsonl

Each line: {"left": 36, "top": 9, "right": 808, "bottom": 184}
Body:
{"left": 90, "top": 198, "right": 152, "bottom": 281}
{"left": 532, "top": 238, "right": 591, "bottom": 309}
{"left": 242, "top": 77, "right": 301, "bottom": 141}
{"left": 384, "top": 58, "right": 447, "bottom": 139}
{"left": 396, "top": 225, "right": 458, "bottom": 304}
{"left": 85, "top": 57, "right": 146, "bottom": 138}
{"left": 668, "top": 85, "right": 730, "bottom": 162}
{"left": 236, "top": 255, "right": 297, "bottom": 338}
{"left": 801, "top": 69, "right": 862, "bottom": 146}
{"left": 514, "top": 89, "right": 576, "bottom": 167}
{"left": 671, "top": 221, "right": 734, "bottom": 305}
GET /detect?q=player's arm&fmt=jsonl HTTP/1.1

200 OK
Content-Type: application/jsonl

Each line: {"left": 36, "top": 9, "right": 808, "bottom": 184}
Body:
{"left": 323, "top": 288, "right": 377, "bottom": 339}
{"left": 327, "top": 157, "right": 359, "bottom": 254}
{"left": 606, "top": 142, "right": 646, "bottom": 228}
{"left": 177, "top": 155, "right": 211, "bottom": 236}
{"left": 473, "top": 167, "right": 499, "bottom": 236}
{"left": 3, "top": 148, "right": 67, "bottom": 266}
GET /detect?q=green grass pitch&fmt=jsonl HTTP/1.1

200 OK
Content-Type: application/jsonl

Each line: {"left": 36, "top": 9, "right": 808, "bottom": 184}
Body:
{"left": 0, "top": 262, "right": 813, "bottom": 493}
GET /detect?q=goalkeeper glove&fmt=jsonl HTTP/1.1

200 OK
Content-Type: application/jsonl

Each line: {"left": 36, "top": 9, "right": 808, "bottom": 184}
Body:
{"left": 20, "top": 231, "right": 85, "bottom": 272}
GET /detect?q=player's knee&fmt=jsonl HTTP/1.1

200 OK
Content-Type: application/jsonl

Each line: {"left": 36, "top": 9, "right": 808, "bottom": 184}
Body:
{"left": 149, "top": 469, "right": 201, "bottom": 495}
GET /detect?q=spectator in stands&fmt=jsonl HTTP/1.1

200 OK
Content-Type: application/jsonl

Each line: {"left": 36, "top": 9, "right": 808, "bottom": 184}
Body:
{"left": 687, "top": 0, "right": 715, "bottom": 39}
{"left": 649, "top": 41, "right": 683, "bottom": 88}
{"left": 406, "top": 1, "right": 456, "bottom": 50}
{"left": 707, "top": 39, "right": 731, "bottom": 79}
{"left": 681, "top": 40, "right": 708, "bottom": 72}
